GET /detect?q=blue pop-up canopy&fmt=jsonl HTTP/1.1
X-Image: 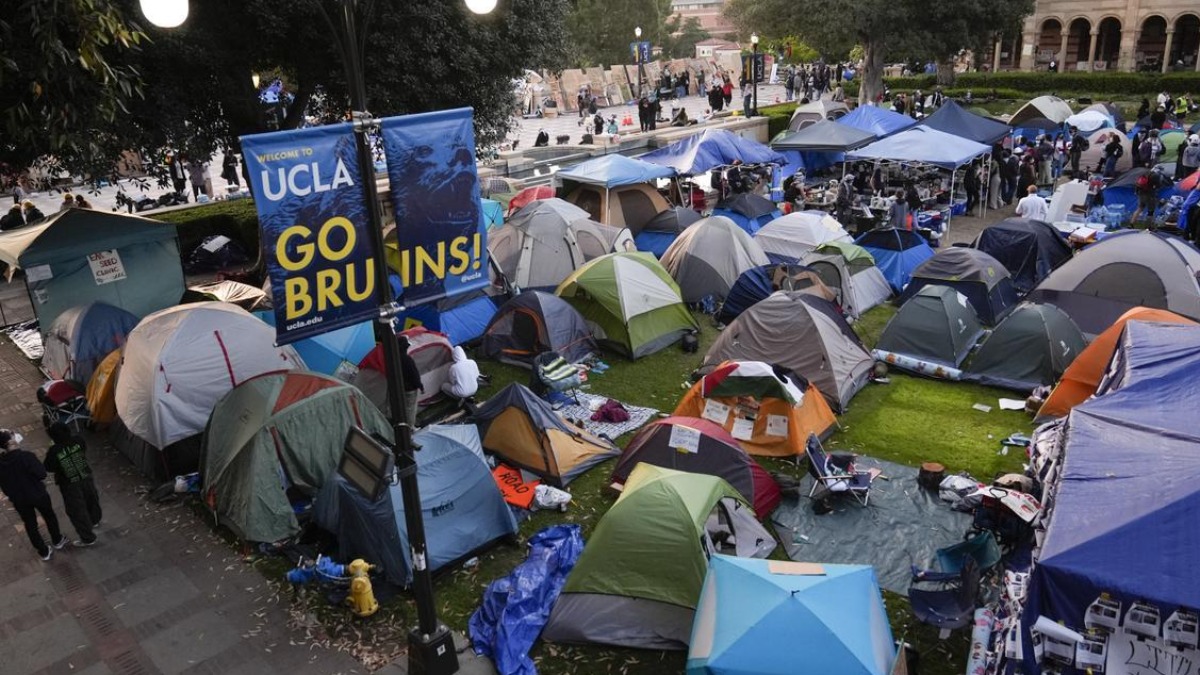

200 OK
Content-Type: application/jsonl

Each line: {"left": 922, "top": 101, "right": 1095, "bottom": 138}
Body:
{"left": 554, "top": 153, "right": 676, "bottom": 188}
{"left": 837, "top": 105, "right": 916, "bottom": 139}
{"left": 846, "top": 126, "right": 990, "bottom": 170}
{"left": 1021, "top": 321, "right": 1200, "bottom": 670}
{"left": 641, "top": 129, "right": 788, "bottom": 175}
{"left": 687, "top": 556, "right": 895, "bottom": 675}
{"left": 917, "top": 100, "right": 1010, "bottom": 145}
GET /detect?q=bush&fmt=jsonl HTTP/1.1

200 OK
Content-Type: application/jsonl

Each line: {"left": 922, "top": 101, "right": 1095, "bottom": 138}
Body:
{"left": 758, "top": 102, "right": 798, "bottom": 138}
{"left": 152, "top": 199, "right": 260, "bottom": 258}
{"left": 843, "top": 71, "right": 1200, "bottom": 102}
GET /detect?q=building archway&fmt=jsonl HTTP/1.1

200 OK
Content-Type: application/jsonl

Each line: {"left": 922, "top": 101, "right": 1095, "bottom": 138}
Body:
{"left": 1095, "top": 17, "right": 1122, "bottom": 69}
{"left": 1137, "top": 16, "right": 1168, "bottom": 71}
{"left": 1067, "top": 18, "right": 1092, "bottom": 71}
{"left": 1037, "top": 19, "right": 1064, "bottom": 69}
{"left": 1171, "top": 14, "right": 1200, "bottom": 70}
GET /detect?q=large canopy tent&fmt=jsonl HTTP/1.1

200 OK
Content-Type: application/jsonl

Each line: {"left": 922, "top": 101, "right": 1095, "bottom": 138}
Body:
{"left": 846, "top": 126, "right": 993, "bottom": 170}
{"left": 875, "top": 285, "right": 986, "bottom": 372}
{"left": 687, "top": 557, "right": 896, "bottom": 675}
{"left": 898, "top": 247, "right": 1018, "bottom": 325}
{"left": 701, "top": 291, "right": 873, "bottom": 412}
{"left": 971, "top": 217, "right": 1073, "bottom": 294}
{"left": 641, "top": 129, "right": 787, "bottom": 176}
{"left": 315, "top": 425, "right": 518, "bottom": 587}
{"left": 917, "top": 100, "right": 1011, "bottom": 145}
{"left": 201, "top": 371, "right": 391, "bottom": 544}
{"left": 1018, "top": 322, "right": 1200, "bottom": 672}
{"left": 543, "top": 464, "right": 775, "bottom": 650}
{"left": 770, "top": 120, "right": 876, "bottom": 174}
{"left": 836, "top": 105, "right": 916, "bottom": 139}
{"left": 659, "top": 216, "right": 770, "bottom": 303}
{"left": 0, "top": 209, "right": 185, "bottom": 335}
{"left": 1008, "top": 95, "right": 1074, "bottom": 128}
{"left": 1027, "top": 230, "right": 1200, "bottom": 336}
{"left": 554, "top": 154, "right": 675, "bottom": 231}
{"left": 963, "top": 302, "right": 1087, "bottom": 392}
{"left": 1035, "top": 307, "right": 1196, "bottom": 422}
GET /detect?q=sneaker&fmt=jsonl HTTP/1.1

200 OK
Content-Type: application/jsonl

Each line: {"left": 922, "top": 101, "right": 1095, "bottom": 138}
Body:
{"left": 73, "top": 539, "right": 97, "bottom": 548}
{"left": 52, "top": 537, "right": 69, "bottom": 550}
{"left": 40, "top": 548, "right": 52, "bottom": 561}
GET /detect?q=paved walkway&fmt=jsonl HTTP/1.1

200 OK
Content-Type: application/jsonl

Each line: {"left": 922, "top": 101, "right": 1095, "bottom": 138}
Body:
{"left": 0, "top": 340, "right": 366, "bottom": 675}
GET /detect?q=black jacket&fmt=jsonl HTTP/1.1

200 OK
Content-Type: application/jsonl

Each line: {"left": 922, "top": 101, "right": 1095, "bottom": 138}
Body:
{"left": 44, "top": 437, "right": 93, "bottom": 486}
{"left": 0, "top": 449, "right": 50, "bottom": 506}
{"left": 0, "top": 209, "right": 24, "bottom": 231}
{"left": 400, "top": 352, "right": 422, "bottom": 392}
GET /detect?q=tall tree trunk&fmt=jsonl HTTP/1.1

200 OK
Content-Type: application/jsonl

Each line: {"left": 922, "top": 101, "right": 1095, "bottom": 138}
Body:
{"left": 859, "top": 38, "right": 886, "bottom": 105}
{"left": 936, "top": 57, "right": 957, "bottom": 86}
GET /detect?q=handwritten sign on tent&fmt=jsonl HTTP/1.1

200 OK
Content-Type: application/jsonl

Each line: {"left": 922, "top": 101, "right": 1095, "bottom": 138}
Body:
{"left": 88, "top": 250, "right": 126, "bottom": 285}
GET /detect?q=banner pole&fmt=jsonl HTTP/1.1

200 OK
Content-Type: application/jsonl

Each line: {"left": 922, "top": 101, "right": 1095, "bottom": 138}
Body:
{"left": 338, "top": 1, "right": 457, "bottom": 672}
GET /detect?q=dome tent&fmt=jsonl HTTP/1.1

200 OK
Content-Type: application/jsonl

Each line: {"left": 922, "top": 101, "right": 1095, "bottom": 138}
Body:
{"left": 710, "top": 193, "right": 782, "bottom": 236}
{"left": 543, "top": 464, "right": 775, "bottom": 650}
{"left": 674, "top": 360, "right": 837, "bottom": 458}
{"left": 201, "top": 371, "right": 391, "bottom": 544}
{"left": 875, "top": 285, "right": 985, "bottom": 374}
{"left": 701, "top": 292, "right": 873, "bottom": 412}
{"left": 556, "top": 252, "right": 699, "bottom": 359}
{"left": 315, "top": 425, "right": 518, "bottom": 588}
{"left": 612, "top": 415, "right": 783, "bottom": 516}
{"left": 353, "top": 327, "right": 453, "bottom": 412}
{"left": 635, "top": 206, "right": 702, "bottom": 257}
{"left": 41, "top": 302, "right": 138, "bottom": 384}
{"left": 481, "top": 291, "right": 595, "bottom": 368}
{"left": 1078, "top": 129, "right": 1133, "bottom": 177}
{"left": 660, "top": 216, "right": 770, "bottom": 304}
{"left": 964, "top": 303, "right": 1088, "bottom": 392}
{"left": 802, "top": 241, "right": 893, "bottom": 319}
{"left": 898, "top": 247, "right": 1018, "bottom": 325}
{"left": 85, "top": 348, "right": 122, "bottom": 426}
{"left": 554, "top": 154, "right": 675, "bottom": 231}
{"left": 971, "top": 217, "right": 1072, "bottom": 294}
{"left": 717, "top": 264, "right": 837, "bottom": 325}
{"left": 253, "top": 312, "right": 375, "bottom": 378}
{"left": 754, "top": 211, "right": 853, "bottom": 264}
{"left": 854, "top": 228, "right": 935, "bottom": 293}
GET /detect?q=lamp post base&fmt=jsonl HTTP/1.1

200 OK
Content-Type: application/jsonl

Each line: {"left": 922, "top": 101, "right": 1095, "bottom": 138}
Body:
{"left": 407, "top": 625, "right": 459, "bottom": 675}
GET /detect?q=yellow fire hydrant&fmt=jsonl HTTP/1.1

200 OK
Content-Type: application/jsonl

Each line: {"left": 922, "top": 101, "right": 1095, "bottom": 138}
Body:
{"left": 346, "top": 559, "right": 379, "bottom": 617}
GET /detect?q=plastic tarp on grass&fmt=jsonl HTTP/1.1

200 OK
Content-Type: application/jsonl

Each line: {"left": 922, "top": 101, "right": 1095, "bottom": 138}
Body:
{"left": 847, "top": 126, "right": 991, "bottom": 170}
{"left": 315, "top": 425, "right": 518, "bottom": 587}
{"left": 469, "top": 525, "right": 585, "bottom": 675}
{"left": 917, "top": 100, "right": 1011, "bottom": 145}
{"left": 836, "top": 105, "right": 916, "bottom": 139}
{"left": 770, "top": 455, "right": 973, "bottom": 593}
{"left": 641, "top": 129, "right": 787, "bottom": 175}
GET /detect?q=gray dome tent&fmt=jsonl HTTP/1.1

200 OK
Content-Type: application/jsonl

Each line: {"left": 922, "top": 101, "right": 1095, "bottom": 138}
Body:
{"left": 875, "top": 286, "right": 985, "bottom": 372}
{"left": 964, "top": 303, "right": 1087, "bottom": 392}
{"left": 701, "top": 291, "right": 873, "bottom": 412}
{"left": 1027, "top": 230, "right": 1200, "bottom": 337}
{"left": 898, "top": 247, "right": 1018, "bottom": 325}
{"left": 480, "top": 291, "right": 595, "bottom": 368}
{"left": 660, "top": 216, "right": 770, "bottom": 303}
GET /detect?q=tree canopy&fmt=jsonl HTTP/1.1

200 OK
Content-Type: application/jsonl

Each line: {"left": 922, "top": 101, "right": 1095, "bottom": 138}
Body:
{"left": 567, "top": 0, "right": 674, "bottom": 67}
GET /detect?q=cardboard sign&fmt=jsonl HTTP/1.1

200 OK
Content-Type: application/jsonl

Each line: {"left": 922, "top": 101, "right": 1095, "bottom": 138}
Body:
{"left": 668, "top": 424, "right": 701, "bottom": 454}
{"left": 87, "top": 249, "right": 126, "bottom": 285}
{"left": 766, "top": 414, "right": 789, "bottom": 438}
{"left": 731, "top": 417, "right": 754, "bottom": 441}
{"left": 702, "top": 399, "right": 731, "bottom": 425}
{"left": 492, "top": 464, "right": 539, "bottom": 509}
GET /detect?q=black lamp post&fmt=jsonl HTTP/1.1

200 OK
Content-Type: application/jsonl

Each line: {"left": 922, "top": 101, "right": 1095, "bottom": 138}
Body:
{"left": 635, "top": 26, "right": 644, "bottom": 99}
{"left": 751, "top": 32, "right": 759, "bottom": 116}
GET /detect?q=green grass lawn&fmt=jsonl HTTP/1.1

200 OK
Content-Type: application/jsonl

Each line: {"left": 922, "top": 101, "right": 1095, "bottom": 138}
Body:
{"left": 273, "top": 303, "right": 1031, "bottom": 674}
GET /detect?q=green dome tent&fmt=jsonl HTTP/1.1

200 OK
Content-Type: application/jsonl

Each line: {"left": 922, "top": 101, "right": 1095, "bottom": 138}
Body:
{"left": 964, "top": 303, "right": 1088, "bottom": 392}
{"left": 201, "top": 371, "right": 391, "bottom": 543}
{"left": 556, "top": 252, "right": 699, "bottom": 359}
{"left": 875, "top": 285, "right": 985, "bottom": 375}
{"left": 543, "top": 464, "right": 775, "bottom": 650}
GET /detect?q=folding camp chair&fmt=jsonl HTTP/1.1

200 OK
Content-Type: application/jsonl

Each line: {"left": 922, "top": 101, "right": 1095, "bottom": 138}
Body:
{"left": 37, "top": 380, "right": 91, "bottom": 432}
{"left": 908, "top": 557, "right": 980, "bottom": 633}
{"left": 935, "top": 531, "right": 1002, "bottom": 575}
{"left": 530, "top": 351, "right": 584, "bottom": 406}
{"left": 805, "top": 434, "right": 874, "bottom": 506}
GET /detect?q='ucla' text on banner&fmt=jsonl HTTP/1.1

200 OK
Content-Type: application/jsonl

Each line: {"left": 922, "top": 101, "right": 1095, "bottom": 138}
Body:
{"left": 241, "top": 124, "right": 379, "bottom": 344}
{"left": 380, "top": 108, "right": 489, "bottom": 308}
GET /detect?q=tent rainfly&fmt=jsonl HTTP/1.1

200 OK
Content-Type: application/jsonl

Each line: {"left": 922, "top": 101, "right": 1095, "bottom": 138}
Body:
{"left": 754, "top": 211, "right": 852, "bottom": 264}
{"left": 481, "top": 291, "right": 596, "bottom": 368}
{"left": 640, "top": 129, "right": 788, "bottom": 175}
{"left": 660, "top": 216, "right": 770, "bottom": 303}
{"left": 964, "top": 302, "right": 1087, "bottom": 392}
{"left": 898, "top": 247, "right": 1018, "bottom": 325}
{"left": 836, "top": 104, "right": 916, "bottom": 139}
{"left": 710, "top": 194, "right": 782, "bottom": 236}
{"left": 555, "top": 155, "right": 675, "bottom": 231}
{"left": 717, "top": 264, "right": 837, "bottom": 325}
{"left": 917, "top": 100, "right": 1011, "bottom": 145}
{"left": 971, "top": 217, "right": 1073, "bottom": 295}
{"left": 1008, "top": 95, "right": 1074, "bottom": 127}
{"left": 802, "top": 242, "right": 894, "bottom": 319}
{"left": 41, "top": 302, "right": 138, "bottom": 384}
{"left": 875, "top": 285, "right": 985, "bottom": 375}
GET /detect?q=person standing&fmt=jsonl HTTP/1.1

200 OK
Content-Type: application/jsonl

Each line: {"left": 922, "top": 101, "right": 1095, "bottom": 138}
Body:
{"left": 1138, "top": 130, "right": 1164, "bottom": 167}
{"left": 0, "top": 429, "right": 67, "bottom": 560}
{"left": 1181, "top": 135, "right": 1200, "bottom": 182}
{"left": 741, "top": 78, "right": 752, "bottom": 117}
{"left": 1068, "top": 127, "right": 1087, "bottom": 176}
{"left": 221, "top": 149, "right": 240, "bottom": 188}
{"left": 1015, "top": 185, "right": 1049, "bottom": 221}
{"left": 999, "top": 149, "right": 1017, "bottom": 205}
{"left": 1103, "top": 133, "right": 1124, "bottom": 178}
{"left": 988, "top": 155, "right": 1003, "bottom": 210}
{"left": 167, "top": 152, "right": 188, "bottom": 198}
{"left": 397, "top": 336, "right": 423, "bottom": 429}
{"left": 186, "top": 158, "right": 209, "bottom": 200}
{"left": 43, "top": 423, "right": 102, "bottom": 547}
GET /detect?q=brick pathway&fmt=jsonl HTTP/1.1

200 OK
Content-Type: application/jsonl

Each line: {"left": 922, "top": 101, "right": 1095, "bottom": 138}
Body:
{"left": 0, "top": 340, "right": 365, "bottom": 675}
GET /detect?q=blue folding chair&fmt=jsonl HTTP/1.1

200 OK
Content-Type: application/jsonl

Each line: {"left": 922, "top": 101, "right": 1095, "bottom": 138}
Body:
{"left": 805, "top": 434, "right": 874, "bottom": 506}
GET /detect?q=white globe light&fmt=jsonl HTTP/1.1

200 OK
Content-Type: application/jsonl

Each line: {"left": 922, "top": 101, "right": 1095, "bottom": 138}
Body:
{"left": 635, "top": 26, "right": 642, "bottom": 38}
{"left": 465, "top": 0, "right": 497, "bottom": 14}
{"left": 139, "top": 0, "right": 189, "bottom": 28}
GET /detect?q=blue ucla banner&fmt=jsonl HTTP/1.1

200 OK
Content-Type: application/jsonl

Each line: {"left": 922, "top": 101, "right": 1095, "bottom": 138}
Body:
{"left": 241, "top": 124, "right": 379, "bottom": 344}
{"left": 380, "top": 108, "right": 488, "bottom": 308}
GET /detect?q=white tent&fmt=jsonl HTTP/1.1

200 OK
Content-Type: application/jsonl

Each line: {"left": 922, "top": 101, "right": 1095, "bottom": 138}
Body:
{"left": 115, "top": 302, "right": 303, "bottom": 449}
{"left": 753, "top": 212, "right": 852, "bottom": 263}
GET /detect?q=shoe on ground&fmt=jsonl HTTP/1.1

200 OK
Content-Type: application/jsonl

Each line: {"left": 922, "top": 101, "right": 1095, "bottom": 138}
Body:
{"left": 40, "top": 548, "right": 52, "bottom": 561}
{"left": 52, "top": 537, "right": 69, "bottom": 550}
{"left": 73, "top": 539, "right": 97, "bottom": 547}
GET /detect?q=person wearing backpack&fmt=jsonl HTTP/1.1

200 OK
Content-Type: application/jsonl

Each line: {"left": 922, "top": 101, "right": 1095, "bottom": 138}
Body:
{"left": 1068, "top": 127, "right": 1089, "bottom": 175}
{"left": 1131, "top": 169, "right": 1163, "bottom": 224}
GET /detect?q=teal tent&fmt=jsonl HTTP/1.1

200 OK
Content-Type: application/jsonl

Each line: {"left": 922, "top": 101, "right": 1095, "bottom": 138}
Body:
{"left": 0, "top": 209, "right": 184, "bottom": 334}
{"left": 687, "top": 556, "right": 895, "bottom": 675}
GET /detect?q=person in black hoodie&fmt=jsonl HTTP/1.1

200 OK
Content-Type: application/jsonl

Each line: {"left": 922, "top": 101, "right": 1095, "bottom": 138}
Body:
{"left": 0, "top": 429, "right": 67, "bottom": 560}
{"left": 44, "top": 423, "right": 102, "bottom": 547}
{"left": 397, "top": 336, "right": 424, "bottom": 429}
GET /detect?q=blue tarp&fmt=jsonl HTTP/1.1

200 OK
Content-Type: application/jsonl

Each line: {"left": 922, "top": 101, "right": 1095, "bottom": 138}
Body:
{"left": 554, "top": 154, "right": 675, "bottom": 188}
{"left": 686, "top": 556, "right": 895, "bottom": 675}
{"left": 470, "top": 525, "right": 585, "bottom": 675}
{"left": 917, "top": 100, "right": 1011, "bottom": 145}
{"left": 482, "top": 198, "right": 504, "bottom": 229}
{"left": 1021, "top": 322, "right": 1200, "bottom": 671}
{"left": 836, "top": 105, "right": 916, "bottom": 139}
{"left": 855, "top": 229, "right": 936, "bottom": 292}
{"left": 387, "top": 285, "right": 497, "bottom": 346}
{"left": 634, "top": 230, "right": 680, "bottom": 257}
{"left": 1100, "top": 167, "right": 1182, "bottom": 217}
{"left": 641, "top": 129, "right": 788, "bottom": 175}
{"left": 314, "top": 425, "right": 519, "bottom": 588}
{"left": 846, "top": 127, "right": 991, "bottom": 170}
{"left": 252, "top": 311, "right": 375, "bottom": 376}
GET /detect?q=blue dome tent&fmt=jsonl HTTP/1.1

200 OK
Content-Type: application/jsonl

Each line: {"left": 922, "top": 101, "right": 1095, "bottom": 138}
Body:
{"left": 711, "top": 193, "right": 782, "bottom": 236}
{"left": 252, "top": 311, "right": 375, "bottom": 377}
{"left": 41, "top": 302, "right": 139, "bottom": 384}
{"left": 854, "top": 228, "right": 935, "bottom": 293}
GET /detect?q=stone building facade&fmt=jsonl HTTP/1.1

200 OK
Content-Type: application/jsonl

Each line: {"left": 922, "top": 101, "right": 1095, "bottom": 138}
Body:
{"left": 997, "top": 0, "right": 1200, "bottom": 72}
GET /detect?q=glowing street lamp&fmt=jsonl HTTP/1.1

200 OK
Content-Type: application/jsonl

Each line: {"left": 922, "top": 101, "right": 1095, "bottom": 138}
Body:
{"left": 750, "top": 32, "right": 759, "bottom": 116}
{"left": 635, "top": 26, "right": 644, "bottom": 99}
{"left": 464, "top": 0, "right": 498, "bottom": 14}
{"left": 139, "top": 0, "right": 189, "bottom": 28}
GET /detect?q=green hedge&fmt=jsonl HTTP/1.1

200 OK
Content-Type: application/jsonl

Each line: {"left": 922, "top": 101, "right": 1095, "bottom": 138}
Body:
{"left": 759, "top": 102, "right": 798, "bottom": 138}
{"left": 844, "top": 71, "right": 1200, "bottom": 99}
{"left": 152, "top": 199, "right": 261, "bottom": 257}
